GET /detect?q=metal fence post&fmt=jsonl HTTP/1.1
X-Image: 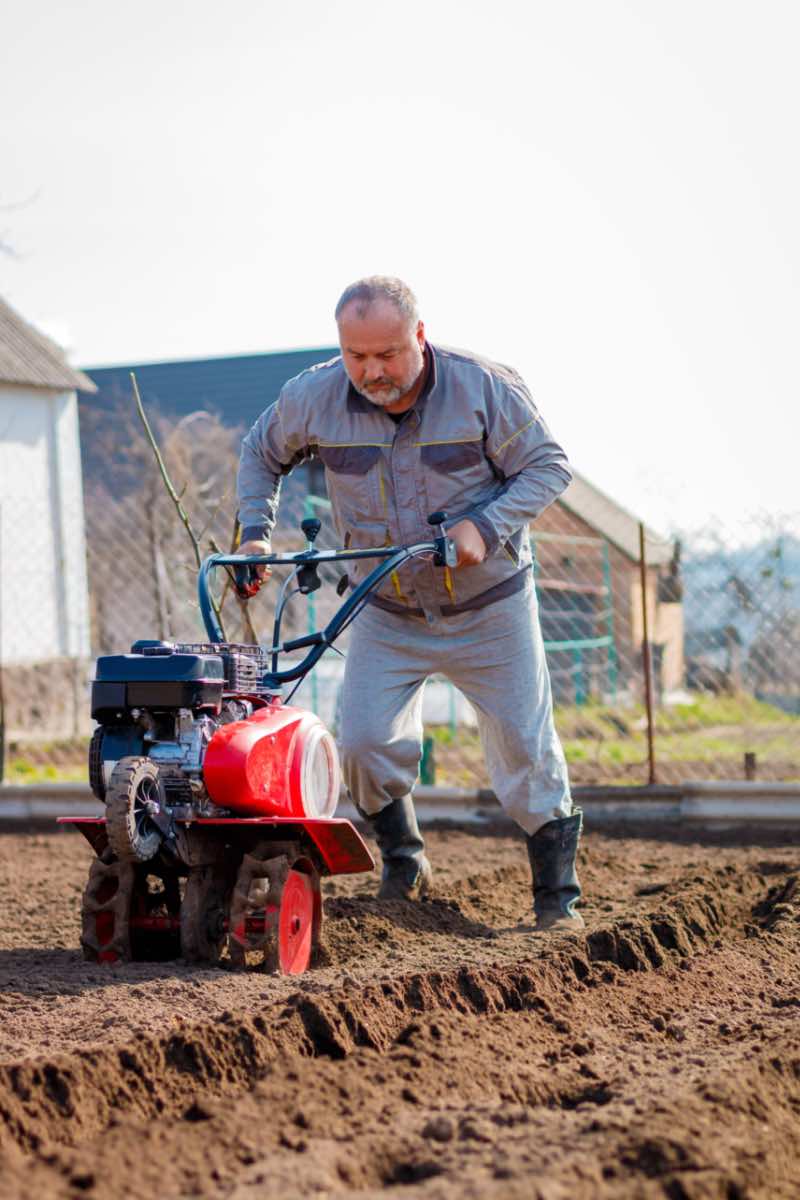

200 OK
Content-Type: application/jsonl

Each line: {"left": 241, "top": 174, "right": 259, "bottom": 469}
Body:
{"left": 601, "top": 539, "right": 618, "bottom": 701}
{"left": 639, "top": 521, "right": 657, "bottom": 784}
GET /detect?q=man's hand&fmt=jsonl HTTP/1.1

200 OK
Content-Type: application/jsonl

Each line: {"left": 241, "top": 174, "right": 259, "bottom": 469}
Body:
{"left": 238, "top": 539, "right": 273, "bottom": 583}
{"left": 447, "top": 519, "right": 487, "bottom": 568}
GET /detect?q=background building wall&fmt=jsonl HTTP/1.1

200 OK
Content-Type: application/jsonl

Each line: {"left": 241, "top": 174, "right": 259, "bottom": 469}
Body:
{"left": 534, "top": 498, "right": 681, "bottom": 700}
{"left": 0, "top": 384, "right": 90, "bottom": 665}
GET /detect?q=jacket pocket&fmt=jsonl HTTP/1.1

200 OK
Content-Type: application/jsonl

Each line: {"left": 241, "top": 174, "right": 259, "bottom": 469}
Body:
{"left": 343, "top": 517, "right": 389, "bottom": 550}
{"left": 318, "top": 444, "right": 382, "bottom": 475}
{"left": 420, "top": 439, "right": 483, "bottom": 474}
{"left": 343, "top": 518, "right": 415, "bottom": 604}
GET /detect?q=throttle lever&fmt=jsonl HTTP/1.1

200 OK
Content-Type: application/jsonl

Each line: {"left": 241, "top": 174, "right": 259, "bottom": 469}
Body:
{"left": 427, "top": 510, "right": 458, "bottom": 569}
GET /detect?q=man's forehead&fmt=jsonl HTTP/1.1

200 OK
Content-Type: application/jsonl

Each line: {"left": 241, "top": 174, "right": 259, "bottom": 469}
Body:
{"left": 337, "top": 301, "right": 413, "bottom": 350}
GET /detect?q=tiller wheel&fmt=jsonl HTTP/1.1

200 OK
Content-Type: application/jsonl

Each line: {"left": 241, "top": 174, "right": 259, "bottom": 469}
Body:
{"left": 227, "top": 841, "right": 321, "bottom": 974}
{"left": 80, "top": 857, "right": 134, "bottom": 964}
{"left": 80, "top": 855, "right": 181, "bottom": 963}
{"left": 180, "top": 865, "right": 233, "bottom": 965}
{"left": 105, "top": 757, "right": 165, "bottom": 863}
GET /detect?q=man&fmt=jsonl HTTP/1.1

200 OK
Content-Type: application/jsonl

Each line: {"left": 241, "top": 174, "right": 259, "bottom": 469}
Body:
{"left": 238, "top": 276, "right": 583, "bottom": 933}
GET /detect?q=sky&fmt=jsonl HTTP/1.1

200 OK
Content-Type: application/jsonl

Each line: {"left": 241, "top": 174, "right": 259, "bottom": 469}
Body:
{"left": 2, "top": 0, "right": 798, "bottom": 537}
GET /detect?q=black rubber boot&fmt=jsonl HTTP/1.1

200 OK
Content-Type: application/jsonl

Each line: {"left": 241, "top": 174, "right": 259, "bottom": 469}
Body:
{"left": 365, "top": 796, "right": 432, "bottom": 900}
{"left": 526, "top": 811, "right": 585, "bottom": 933}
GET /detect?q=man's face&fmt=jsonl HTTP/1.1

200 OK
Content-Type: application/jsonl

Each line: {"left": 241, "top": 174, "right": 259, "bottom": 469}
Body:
{"left": 338, "top": 300, "right": 426, "bottom": 412}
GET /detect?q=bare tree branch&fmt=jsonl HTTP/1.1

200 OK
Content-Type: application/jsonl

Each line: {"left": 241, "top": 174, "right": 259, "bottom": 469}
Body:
{"left": 209, "top": 515, "right": 260, "bottom": 644}
{"left": 130, "top": 371, "right": 228, "bottom": 641}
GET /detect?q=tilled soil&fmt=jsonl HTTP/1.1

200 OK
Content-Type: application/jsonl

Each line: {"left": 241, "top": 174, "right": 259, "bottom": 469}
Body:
{"left": 1, "top": 822, "right": 799, "bottom": 1199}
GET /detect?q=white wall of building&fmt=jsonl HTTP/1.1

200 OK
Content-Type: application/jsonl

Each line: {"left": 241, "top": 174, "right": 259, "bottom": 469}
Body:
{"left": 0, "top": 383, "right": 90, "bottom": 664}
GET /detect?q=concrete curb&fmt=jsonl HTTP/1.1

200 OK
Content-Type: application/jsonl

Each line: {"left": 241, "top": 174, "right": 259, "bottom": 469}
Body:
{"left": 681, "top": 780, "right": 800, "bottom": 823}
{"left": 0, "top": 783, "right": 102, "bottom": 821}
{"left": 2, "top": 780, "right": 800, "bottom": 826}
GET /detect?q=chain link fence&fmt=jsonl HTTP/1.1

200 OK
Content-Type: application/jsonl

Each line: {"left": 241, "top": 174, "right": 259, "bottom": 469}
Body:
{"left": 1, "top": 405, "right": 798, "bottom": 788}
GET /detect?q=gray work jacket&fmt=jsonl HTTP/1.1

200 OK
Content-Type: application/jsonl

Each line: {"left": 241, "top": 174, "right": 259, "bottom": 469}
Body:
{"left": 237, "top": 343, "right": 572, "bottom": 621}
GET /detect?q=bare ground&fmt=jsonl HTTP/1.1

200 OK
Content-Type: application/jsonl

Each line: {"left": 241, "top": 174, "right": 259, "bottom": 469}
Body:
{"left": 1, "top": 821, "right": 799, "bottom": 1199}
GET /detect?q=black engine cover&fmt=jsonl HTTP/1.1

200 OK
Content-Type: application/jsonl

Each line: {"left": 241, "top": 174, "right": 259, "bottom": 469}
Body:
{"left": 91, "top": 650, "right": 224, "bottom": 718}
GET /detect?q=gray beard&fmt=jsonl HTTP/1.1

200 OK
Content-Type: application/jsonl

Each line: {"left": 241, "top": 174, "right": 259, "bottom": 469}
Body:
{"left": 352, "top": 360, "right": 424, "bottom": 409}
{"left": 354, "top": 381, "right": 406, "bottom": 408}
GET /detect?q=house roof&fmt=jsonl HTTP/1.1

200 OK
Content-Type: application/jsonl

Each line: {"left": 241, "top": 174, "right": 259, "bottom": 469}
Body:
{"left": 83, "top": 346, "right": 337, "bottom": 429}
{"left": 0, "top": 296, "right": 97, "bottom": 392}
{"left": 561, "top": 470, "right": 673, "bottom": 565}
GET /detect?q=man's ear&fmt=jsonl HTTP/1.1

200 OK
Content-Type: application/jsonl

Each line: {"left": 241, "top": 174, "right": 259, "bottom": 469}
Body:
{"left": 416, "top": 320, "right": 426, "bottom": 351}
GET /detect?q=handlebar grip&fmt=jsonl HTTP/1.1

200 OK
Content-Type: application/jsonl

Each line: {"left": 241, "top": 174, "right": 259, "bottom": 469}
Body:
{"left": 233, "top": 562, "right": 263, "bottom": 599}
{"left": 301, "top": 517, "right": 322, "bottom": 542}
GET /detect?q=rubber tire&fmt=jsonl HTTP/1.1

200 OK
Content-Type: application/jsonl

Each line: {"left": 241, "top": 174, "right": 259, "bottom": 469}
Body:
{"left": 105, "top": 756, "right": 164, "bottom": 863}
{"left": 88, "top": 727, "right": 106, "bottom": 801}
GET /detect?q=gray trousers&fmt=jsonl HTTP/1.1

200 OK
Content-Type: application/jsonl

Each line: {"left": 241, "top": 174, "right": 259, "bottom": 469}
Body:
{"left": 339, "top": 578, "right": 573, "bottom": 836}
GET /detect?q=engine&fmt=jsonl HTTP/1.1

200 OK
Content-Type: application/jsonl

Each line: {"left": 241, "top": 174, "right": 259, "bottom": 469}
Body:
{"left": 89, "top": 640, "right": 340, "bottom": 822}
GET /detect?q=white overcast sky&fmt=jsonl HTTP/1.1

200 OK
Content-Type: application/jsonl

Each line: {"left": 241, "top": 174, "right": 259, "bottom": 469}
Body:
{"left": 2, "top": 0, "right": 798, "bottom": 536}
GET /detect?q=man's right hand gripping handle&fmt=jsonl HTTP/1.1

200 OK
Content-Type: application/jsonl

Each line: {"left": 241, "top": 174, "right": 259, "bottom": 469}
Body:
{"left": 235, "top": 540, "right": 273, "bottom": 598}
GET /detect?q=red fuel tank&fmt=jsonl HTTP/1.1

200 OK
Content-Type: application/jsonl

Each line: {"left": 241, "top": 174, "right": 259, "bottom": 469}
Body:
{"left": 203, "top": 701, "right": 340, "bottom": 818}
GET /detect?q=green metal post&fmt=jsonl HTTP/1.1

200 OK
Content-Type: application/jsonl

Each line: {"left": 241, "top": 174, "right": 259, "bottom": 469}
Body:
{"left": 420, "top": 734, "right": 436, "bottom": 784}
{"left": 572, "top": 648, "right": 586, "bottom": 706}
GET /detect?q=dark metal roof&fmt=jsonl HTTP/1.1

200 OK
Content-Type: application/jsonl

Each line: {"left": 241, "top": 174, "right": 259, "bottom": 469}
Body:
{"left": 0, "top": 296, "right": 97, "bottom": 392}
{"left": 82, "top": 346, "right": 338, "bottom": 429}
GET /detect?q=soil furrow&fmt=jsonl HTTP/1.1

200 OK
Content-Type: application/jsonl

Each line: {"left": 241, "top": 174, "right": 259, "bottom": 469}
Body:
{"left": 0, "top": 866, "right": 777, "bottom": 1156}
{"left": 2, "top": 915, "right": 800, "bottom": 1199}
{"left": 1, "top": 826, "right": 799, "bottom": 1199}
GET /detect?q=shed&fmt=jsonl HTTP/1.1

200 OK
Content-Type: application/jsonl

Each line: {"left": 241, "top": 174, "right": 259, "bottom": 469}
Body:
{"left": 0, "top": 296, "right": 96, "bottom": 736}
{"left": 534, "top": 474, "right": 682, "bottom": 701}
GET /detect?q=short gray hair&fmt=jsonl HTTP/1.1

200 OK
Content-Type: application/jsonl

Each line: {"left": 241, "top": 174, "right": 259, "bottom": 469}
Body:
{"left": 334, "top": 275, "right": 419, "bottom": 325}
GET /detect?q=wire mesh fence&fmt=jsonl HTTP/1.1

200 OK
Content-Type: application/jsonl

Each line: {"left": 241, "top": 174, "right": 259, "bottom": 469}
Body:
{"left": 1, "top": 402, "right": 799, "bottom": 789}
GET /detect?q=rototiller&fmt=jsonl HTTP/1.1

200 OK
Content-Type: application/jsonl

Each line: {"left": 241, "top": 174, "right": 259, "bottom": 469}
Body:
{"left": 62, "top": 514, "right": 456, "bottom": 974}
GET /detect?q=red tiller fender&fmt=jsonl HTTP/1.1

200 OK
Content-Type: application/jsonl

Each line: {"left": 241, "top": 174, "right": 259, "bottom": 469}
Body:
{"left": 58, "top": 815, "right": 374, "bottom": 876}
{"left": 189, "top": 817, "right": 374, "bottom": 875}
{"left": 202, "top": 700, "right": 337, "bottom": 818}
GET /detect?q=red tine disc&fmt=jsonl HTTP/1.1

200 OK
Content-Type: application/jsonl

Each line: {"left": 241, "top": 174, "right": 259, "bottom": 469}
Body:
{"left": 278, "top": 869, "right": 315, "bottom": 975}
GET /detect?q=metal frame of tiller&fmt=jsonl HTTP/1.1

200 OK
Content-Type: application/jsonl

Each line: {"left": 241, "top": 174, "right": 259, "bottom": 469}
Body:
{"left": 61, "top": 512, "right": 456, "bottom": 974}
